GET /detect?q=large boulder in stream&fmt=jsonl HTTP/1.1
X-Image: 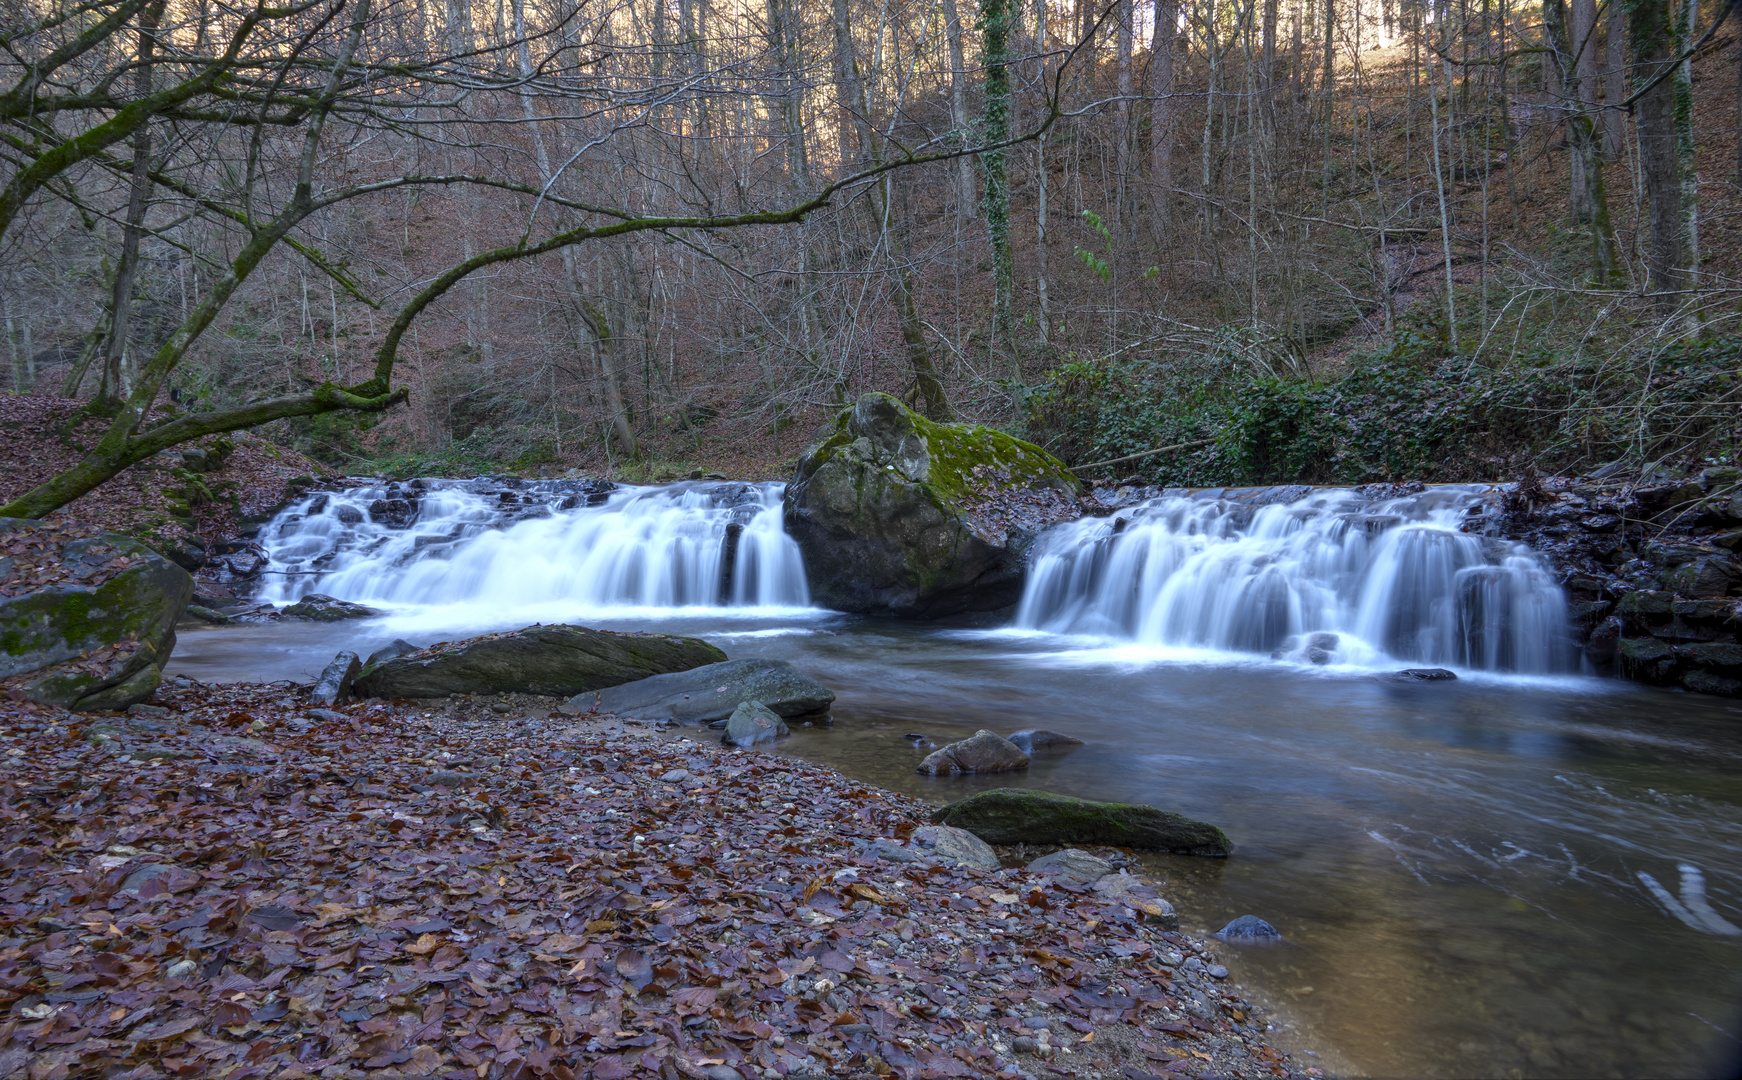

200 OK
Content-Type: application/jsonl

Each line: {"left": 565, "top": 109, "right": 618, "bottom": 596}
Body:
{"left": 783, "top": 393, "right": 1082, "bottom": 617}
{"left": 931, "top": 788, "right": 1233, "bottom": 856}
{"left": 353, "top": 624, "right": 726, "bottom": 698}
{"left": 563, "top": 658, "right": 834, "bottom": 723}
{"left": 0, "top": 517, "right": 192, "bottom": 710}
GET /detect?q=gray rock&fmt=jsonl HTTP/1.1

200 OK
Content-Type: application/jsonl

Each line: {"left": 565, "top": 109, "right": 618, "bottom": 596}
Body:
{"left": 917, "top": 729, "right": 1031, "bottom": 776}
{"left": 308, "top": 650, "right": 361, "bottom": 707}
{"left": 1012, "top": 1037, "right": 1039, "bottom": 1054}
{"left": 722, "top": 701, "right": 789, "bottom": 748}
{"left": 1093, "top": 874, "right": 1178, "bottom": 928}
{"left": 782, "top": 393, "right": 1082, "bottom": 618}
{"left": 364, "top": 639, "right": 422, "bottom": 668}
{"left": 280, "top": 593, "right": 381, "bottom": 621}
{"left": 908, "top": 824, "right": 1000, "bottom": 870}
{"left": 567, "top": 658, "right": 833, "bottom": 723}
{"left": 659, "top": 769, "right": 690, "bottom": 783}
{"left": 1208, "top": 965, "right": 1229, "bottom": 979}
{"left": 931, "top": 788, "right": 1233, "bottom": 856}
{"left": 1026, "top": 848, "right": 1112, "bottom": 884}
{"left": 869, "top": 839, "right": 925, "bottom": 864}
{"left": 354, "top": 624, "right": 726, "bottom": 698}
{"left": 126, "top": 704, "right": 170, "bottom": 718}
{"left": 1215, "top": 915, "right": 1283, "bottom": 941}
{"left": 0, "top": 518, "right": 193, "bottom": 710}
{"left": 703, "top": 1068, "right": 744, "bottom": 1080}
{"left": 1005, "top": 729, "right": 1085, "bottom": 754}
{"left": 304, "top": 708, "right": 344, "bottom": 723}
{"left": 1387, "top": 667, "right": 1459, "bottom": 682}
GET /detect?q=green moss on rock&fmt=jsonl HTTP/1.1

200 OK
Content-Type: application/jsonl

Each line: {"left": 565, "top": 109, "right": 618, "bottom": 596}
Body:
{"left": 930, "top": 787, "right": 1233, "bottom": 856}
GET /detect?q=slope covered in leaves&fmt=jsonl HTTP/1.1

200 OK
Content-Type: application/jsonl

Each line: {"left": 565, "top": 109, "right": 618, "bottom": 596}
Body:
{"left": 0, "top": 684, "right": 1315, "bottom": 1080}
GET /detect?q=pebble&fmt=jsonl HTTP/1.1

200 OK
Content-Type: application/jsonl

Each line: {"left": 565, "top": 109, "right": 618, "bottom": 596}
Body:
{"left": 126, "top": 704, "right": 170, "bottom": 718}
{"left": 1012, "top": 1036, "right": 1039, "bottom": 1054}
{"left": 659, "top": 768, "right": 689, "bottom": 783}
{"left": 1209, "top": 964, "right": 1230, "bottom": 978}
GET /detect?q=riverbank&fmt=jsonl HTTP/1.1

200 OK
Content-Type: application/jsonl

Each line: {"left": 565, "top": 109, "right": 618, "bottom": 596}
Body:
{"left": 0, "top": 682, "right": 1319, "bottom": 1080}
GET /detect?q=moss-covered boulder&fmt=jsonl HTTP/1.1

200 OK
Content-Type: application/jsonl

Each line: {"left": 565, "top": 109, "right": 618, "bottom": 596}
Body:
{"left": 783, "top": 393, "right": 1082, "bottom": 617}
{"left": 0, "top": 518, "right": 193, "bottom": 710}
{"left": 353, "top": 624, "right": 727, "bottom": 698}
{"left": 930, "top": 788, "right": 1233, "bottom": 856}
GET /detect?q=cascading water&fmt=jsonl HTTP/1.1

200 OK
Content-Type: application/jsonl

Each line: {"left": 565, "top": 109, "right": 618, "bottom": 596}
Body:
{"left": 254, "top": 479, "right": 810, "bottom": 610}
{"left": 1014, "top": 486, "right": 1575, "bottom": 673}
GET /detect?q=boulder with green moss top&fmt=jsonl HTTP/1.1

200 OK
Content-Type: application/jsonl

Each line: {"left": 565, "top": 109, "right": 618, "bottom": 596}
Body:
{"left": 0, "top": 517, "right": 193, "bottom": 710}
{"left": 353, "top": 624, "right": 728, "bottom": 698}
{"left": 930, "top": 787, "right": 1233, "bottom": 856}
{"left": 783, "top": 393, "right": 1082, "bottom": 617}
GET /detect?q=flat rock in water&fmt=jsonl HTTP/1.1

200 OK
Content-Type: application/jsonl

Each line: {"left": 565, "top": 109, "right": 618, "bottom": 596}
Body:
{"left": 1026, "top": 848, "right": 1113, "bottom": 883}
{"left": 908, "top": 825, "right": 1000, "bottom": 870}
{"left": 931, "top": 787, "right": 1233, "bottom": 856}
{"left": 280, "top": 593, "right": 381, "bottom": 621}
{"left": 1005, "top": 728, "right": 1085, "bottom": 754}
{"left": 1387, "top": 667, "right": 1459, "bottom": 682}
{"left": 567, "top": 658, "right": 833, "bottom": 723}
{"left": 722, "top": 700, "right": 788, "bottom": 748}
{"left": 354, "top": 624, "right": 726, "bottom": 698}
{"left": 916, "top": 729, "right": 1030, "bottom": 776}
{"left": 308, "top": 650, "right": 361, "bottom": 707}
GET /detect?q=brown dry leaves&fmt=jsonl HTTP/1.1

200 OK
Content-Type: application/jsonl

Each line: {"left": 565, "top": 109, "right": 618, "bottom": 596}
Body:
{"left": 0, "top": 684, "right": 1309, "bottom": 1080}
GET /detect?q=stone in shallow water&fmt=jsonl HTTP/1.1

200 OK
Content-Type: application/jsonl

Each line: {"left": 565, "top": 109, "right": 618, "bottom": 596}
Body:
{"left": 1388, "top": 667, "right": 1459, "bottom": 682}
{"left": 569, "top": 657, "right": 833, "bottom": 723}
{"left": 917, "top": 729, "right": 1030, "bottom": 776}
{"left": 931, "top": 787, "right": 1232, "bottom": 856}
{"left": 722, "top": 701, "right": 788, "bottom": 748}
{"left": 355, "top": 624, "right": 724, "bottom": 698}
{"left": 1216, "top": 915, "right": 1282, "bottom": 941}
{"left": 1005, "top": 728, "right": 1085, "bottom": 754}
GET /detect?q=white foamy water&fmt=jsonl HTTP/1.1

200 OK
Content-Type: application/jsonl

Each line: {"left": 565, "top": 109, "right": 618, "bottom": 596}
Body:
{"left": 1013, "top": 486, "right": 1575, "bottom": 673}
{"left": 254, "top": 479, "right": 809, "bottom": 611}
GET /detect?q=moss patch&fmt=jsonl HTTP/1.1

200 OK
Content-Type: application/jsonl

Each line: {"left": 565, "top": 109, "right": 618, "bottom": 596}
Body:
{"left": 931, "top": 787, "right": 1232, "bottom": 856}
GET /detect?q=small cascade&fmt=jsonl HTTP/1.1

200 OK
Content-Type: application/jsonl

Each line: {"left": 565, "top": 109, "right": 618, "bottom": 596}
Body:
{"left": 255, "top": 479, "right": 810, "bottom": 610}
{"left": 1014, "top": 486, "right": 1575, "bottom": 673}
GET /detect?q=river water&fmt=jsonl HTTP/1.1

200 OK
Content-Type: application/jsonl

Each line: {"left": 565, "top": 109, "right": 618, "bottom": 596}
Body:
{"left": 167, "top": 481, "right": 1742, "bottom": 1078}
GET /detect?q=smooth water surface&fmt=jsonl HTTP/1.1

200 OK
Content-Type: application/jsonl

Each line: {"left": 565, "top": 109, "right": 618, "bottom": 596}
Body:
{"left": 171, "top": 611, "right": 1742, "bottom": 1079}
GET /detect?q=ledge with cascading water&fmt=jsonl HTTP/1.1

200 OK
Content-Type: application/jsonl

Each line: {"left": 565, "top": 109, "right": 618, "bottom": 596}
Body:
{"left": 246, "top": 477, "right": 1575, "bottom": 676}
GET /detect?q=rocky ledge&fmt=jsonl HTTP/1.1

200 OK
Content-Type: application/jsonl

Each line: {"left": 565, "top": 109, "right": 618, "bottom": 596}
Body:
{"left": 1485, "top": 468, "right": 1742, "bottom": 696}
{"left": 0, "top": 684, "right": 1321, "bottom": 1080}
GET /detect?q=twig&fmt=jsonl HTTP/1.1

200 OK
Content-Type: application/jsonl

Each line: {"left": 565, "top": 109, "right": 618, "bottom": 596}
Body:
{"left": 1074, "top": 438, "right": 1215, "bottom": 472}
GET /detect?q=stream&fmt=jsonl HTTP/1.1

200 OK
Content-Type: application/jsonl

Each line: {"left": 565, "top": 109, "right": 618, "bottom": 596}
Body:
{"left": 167, "top": 480, "right": 1742, "bottom": 1078}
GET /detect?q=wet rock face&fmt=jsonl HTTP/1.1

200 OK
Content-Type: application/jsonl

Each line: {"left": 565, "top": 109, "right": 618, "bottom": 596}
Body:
{"left": 353, "top": 624, "right": 727, "bottom": 699}
{"left": 280, "top": 593, "right": 380, "bottom": 622}
{"left": 1486, "top": 468, "right": 1742, "bottom": 697}
{"left": 0, "top": 518, "right": 193, "bottom": 710}
{"left": 783, "top": 393, "right": 1081, "bottom": 618}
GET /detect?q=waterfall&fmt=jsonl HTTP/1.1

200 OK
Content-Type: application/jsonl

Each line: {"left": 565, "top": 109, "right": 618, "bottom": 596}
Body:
{"left": 1014, "top": 486, "right": 1575, "bottom": 673}
{"left": 254, "top": 479, "right": 810, "bottom": 611}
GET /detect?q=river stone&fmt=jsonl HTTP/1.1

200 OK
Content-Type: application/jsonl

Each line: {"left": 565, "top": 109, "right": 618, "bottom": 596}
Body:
{"left": 908, "top": 825, "right": 1000, "bottom": 870}
{"left": 365, "top": 638, "right": 422, "bottom": 668}
{"left": 931, "top": 788, "right": 1233, "bottom": 856}
{"left": 1387, "top": 667, "right": 1459, "bottom": 681}
{"left": 353, "top": 624, "right": 726, "bottom": 698}
{"left": 1093, "top": 872, "right": 1178, "bottom": 927}
{"left": 1005, "top": 729, "right": 1085, "bottom": 754}
{"left": 308, "top": 650, "right": 361, "bottom": 707}
{"left": 0, "top": 517, "right": 193, "bottom": 710}
{"left": 722, "top": 700, "right": 788, "bottom": 747}
{"left": 1026, "top": 848, "right": 1113, "bottom": 884}
{"left": 565, "top": 658, "right": 834, "bottom": 723}
{"left": 1215, "top": 915, "right": 1283, "bottom": 941}
{"left": 917, "top": 729, "right": 1031, "bottom": 776}
{"left": 281, "top": 593, "right": 381, "bottom": 621}
{"left": 783, "top": 392, "right": 1082, "bottom": 617}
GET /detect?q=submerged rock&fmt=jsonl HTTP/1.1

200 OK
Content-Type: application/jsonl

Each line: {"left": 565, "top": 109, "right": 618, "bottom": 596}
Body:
{"left": 916, "top": 729, "right": 1031, "bottom": 776}
{"left": 1005, "top": 728, "right": 1085, "bottom": 754}
{"left": 907, "top": 825, "right": 1000, "bottom": 870}
{"left": 566, "top": 658, "right": 833, "bottom": 723}
{"left": 0, "top": 517, "right": 192, "bottom": 710}
{"left": 354, "top": 624, "right": 725, "bottom": 698}
{"left": 281, "top": 593, "right": 381, "bottom": 621}
{"left": 931, "top": 788, "right": 1233, "bottom": 856}
{"left": 783, "top": 392, "right": 1081, "bottom": 618}
{"left": 1215, "top": 915, "right": 1283, "bottom": 941}
{"left": 308, "top": 650, "right": 361, "bottom": 707}
{"left": 722, "top": 700, "right": 789, "bottom": 747}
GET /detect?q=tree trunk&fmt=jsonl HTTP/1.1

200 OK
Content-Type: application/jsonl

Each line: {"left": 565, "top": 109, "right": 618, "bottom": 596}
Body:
{"left": 1545, "top": 0, "right": 1622, "bottom": 284}
{"left": 981, "top": 0, "right": 1016, "bottom": 379}
{"left": 1628, "top": 0, "right": 1693, "bottom": 311}
{"left": 1115, "top": 0, "right": 1134, "bottom": 233}
{"left": 1150, "top": 0, "right": 1178, "bottom": 242}
{"left": 1605, "top": 4, "right": 1628, "bottom": 159}
{"left": 941, "top": 0, "right": 980, "bottom": 222}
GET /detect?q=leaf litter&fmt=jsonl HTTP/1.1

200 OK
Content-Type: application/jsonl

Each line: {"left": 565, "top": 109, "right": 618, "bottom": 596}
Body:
{"left": 0, "top": 681, "right": 1323, "bottom": 1080}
